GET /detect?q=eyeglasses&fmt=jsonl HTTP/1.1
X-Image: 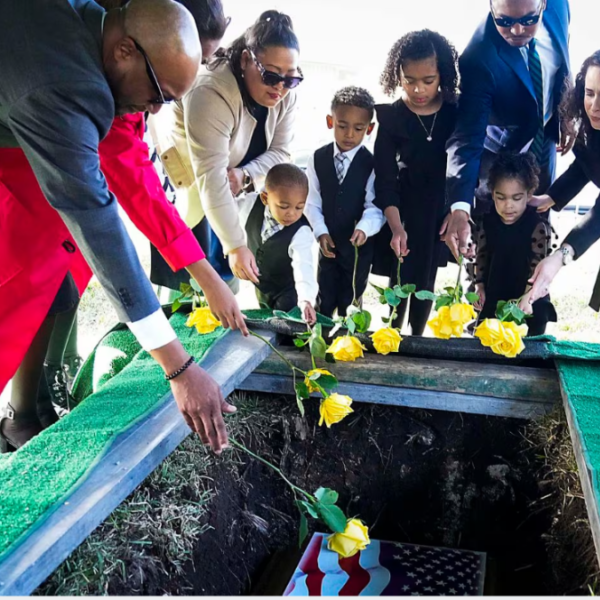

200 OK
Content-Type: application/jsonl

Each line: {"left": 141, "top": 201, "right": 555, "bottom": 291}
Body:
{"left": 249, "top": 50, "right": 304, "bottom": 90}
{"left": 490, "top": 1, "right": 543, "bottom": 28}
{"left": 132, "top": 39, "right": 172, "bottom": 105}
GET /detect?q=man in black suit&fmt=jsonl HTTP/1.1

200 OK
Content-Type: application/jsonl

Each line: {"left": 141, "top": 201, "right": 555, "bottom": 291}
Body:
{"left": 444, "top": 0, "right": 571, "bottom": 258}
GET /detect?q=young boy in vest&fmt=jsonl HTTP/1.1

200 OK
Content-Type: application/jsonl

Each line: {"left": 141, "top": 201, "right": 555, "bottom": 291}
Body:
{"left": 305, "top": 86, "right": 385, "bottom": 318}
{"left": 237, "top": 163, "right": 317, "bottom": 325}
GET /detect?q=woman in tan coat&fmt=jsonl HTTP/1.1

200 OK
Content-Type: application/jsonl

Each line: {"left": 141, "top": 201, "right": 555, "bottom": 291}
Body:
{"left": 154, "top": 11, "right": 302, "bottom": 288}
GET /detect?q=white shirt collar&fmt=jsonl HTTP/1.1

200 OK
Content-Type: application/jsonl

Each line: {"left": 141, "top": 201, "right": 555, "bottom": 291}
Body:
{"left": 333, "top": 143, "right": 362, "bottom": 163}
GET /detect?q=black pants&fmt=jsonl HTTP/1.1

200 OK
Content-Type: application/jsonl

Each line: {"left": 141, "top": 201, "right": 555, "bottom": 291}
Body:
{"left": 317, "top": 253, "right": 370, "bottom": 318}
{"left": 256, "top": 286, "right": 297, "bottom": 312}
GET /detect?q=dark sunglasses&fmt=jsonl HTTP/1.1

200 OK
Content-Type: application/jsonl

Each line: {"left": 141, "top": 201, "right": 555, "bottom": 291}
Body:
{"left": 490, "top": 1, "right": 543, "bottom": 28}
{"left": 132, "top": 39, "right": 172, "bottom": 105}
{"left": 249, "top": 50, "right": 304, "bottom": 90}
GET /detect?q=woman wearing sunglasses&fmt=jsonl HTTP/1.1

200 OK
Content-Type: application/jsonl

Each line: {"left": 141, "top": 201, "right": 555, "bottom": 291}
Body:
{"left": 161, "top": 10, "right": 302, "bottom": 286}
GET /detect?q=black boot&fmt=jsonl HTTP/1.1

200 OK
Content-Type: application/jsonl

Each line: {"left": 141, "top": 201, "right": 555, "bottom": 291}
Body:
{"left": 0, "top": 403, "right": 44, "bottom": 453}
{"left": 37, "top": 370, "right": 61, "bottom": 429}
{"left": 43, "top": 362, "right": 73, "bottom": 412}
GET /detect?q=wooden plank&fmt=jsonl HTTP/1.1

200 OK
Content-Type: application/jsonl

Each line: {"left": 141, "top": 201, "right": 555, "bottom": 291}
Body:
{"left": 558, "top": 375, "right": 600, "bottom": 568}
{"left": 254, "top": 346, "right": 560, "bottom": 404}
{"left": 239, "top": 373, "right": 555, "bottom": 420}
{"left": 0, "top": 329, "right": 276, "bottom": 597}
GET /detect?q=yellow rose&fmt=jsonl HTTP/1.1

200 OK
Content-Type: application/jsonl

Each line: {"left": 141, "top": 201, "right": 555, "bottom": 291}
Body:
{"left": 319, "top": 393, "right": 354, "bottom": 427}
{"left": 185, "top": 307, "right": 221, "bottom": 334}
{"left": 450, "top": 303, "right": 476, "bottom": 329}
{"left": 305, "top": 368, "right": 335, "bottom": 393}
{"left": 475, "top": 319, "right": 527, "bottom": 358}
{"left": 327, "top": 336, "right": 366, "bottom": 362}
{"left": 427, "top": 306, "right": 454, "bottom": 339}
{"left": 474, "top": 318, "right": 504, "bottom": 348}
{"left": 327, "top": 519, "right": 370, "bottom": 558}
{"left": 492, "top": 321, "right": 527, "bottom": 358}
{"left": 371, "top": 327, "right": 402, "bottom": 355}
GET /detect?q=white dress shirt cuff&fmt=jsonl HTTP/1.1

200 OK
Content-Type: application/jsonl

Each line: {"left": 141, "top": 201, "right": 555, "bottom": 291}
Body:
{"left": 127, "top": 308, "right": 178, "bottom": 352}
{"left": 356, "top": 213, "right": 386, "bottom": 238}
{"left": 311, "top": 222, "right": 330, "bottom": 240}
{"left": 451, "top": 202, "right": 472, "bottom": 215}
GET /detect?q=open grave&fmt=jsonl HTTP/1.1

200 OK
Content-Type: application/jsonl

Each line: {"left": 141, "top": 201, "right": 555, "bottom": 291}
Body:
{"left": 1, "top": 310, "right": 600, "bottom": 595}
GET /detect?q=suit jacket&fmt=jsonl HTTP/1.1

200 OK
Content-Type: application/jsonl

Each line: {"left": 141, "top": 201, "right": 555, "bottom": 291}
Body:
{"left": 446, "top": 0, "right": 571, "bottom": 206}
{"left": 0, "top": 0, "right": 160, "bottom": 324}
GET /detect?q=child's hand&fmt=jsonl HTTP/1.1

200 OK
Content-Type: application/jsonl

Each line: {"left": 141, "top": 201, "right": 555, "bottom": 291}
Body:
{"left": 390, "top": 226, "right": 409, "bottom": 259}
{"left": 518, "top": 292, "right": 534, "bottom": 315}
{"left": 300, "top": 301, "right": 317, "bottom": 326}
{"left": 318, "top": 234, "right": 336, "bottom": 258}
{"left": 350, "top": 229, "right": 367, "bottom": 247}
{"left": 474, "top": 283, "right": 486, "bottom": 311}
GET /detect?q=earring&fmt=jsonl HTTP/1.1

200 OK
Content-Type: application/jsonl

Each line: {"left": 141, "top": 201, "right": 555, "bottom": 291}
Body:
{"left": 241, "top": 71, "right": 245, "bottom": 78}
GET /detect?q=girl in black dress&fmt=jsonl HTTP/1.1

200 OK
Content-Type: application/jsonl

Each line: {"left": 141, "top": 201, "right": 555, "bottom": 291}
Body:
{"left": 374, "top": 30, "right": 459, "bottom": 335}
{"left": 473, "top": 152, "right": 558, "bottom": 336}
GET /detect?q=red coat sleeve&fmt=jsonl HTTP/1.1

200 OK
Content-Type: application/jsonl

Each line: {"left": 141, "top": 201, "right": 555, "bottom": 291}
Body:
{"left": 98, "top": 114, "right": 205, "bottom": 272}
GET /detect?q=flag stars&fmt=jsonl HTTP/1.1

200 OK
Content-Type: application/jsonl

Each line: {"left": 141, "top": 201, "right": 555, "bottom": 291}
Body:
{"left": 402, "top": 585, "right": 410, "bottom": 592}
{"left": 408, "top": 572, "right": 417, "bottom": 578}
{"left": 450, "top": 589, "right": 457, "bottom": 595}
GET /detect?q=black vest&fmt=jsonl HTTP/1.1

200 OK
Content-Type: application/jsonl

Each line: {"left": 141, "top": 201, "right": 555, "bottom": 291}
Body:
{"left": 245, "top": 197, "right": 309, "bottom": 298}
{"left": 314, "top": 143, "right": 374, "bottom": 256}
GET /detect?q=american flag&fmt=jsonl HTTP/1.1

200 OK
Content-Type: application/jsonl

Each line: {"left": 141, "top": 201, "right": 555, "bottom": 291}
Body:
{"left": 284, "top": 533, "right": 486, "bottom": 596}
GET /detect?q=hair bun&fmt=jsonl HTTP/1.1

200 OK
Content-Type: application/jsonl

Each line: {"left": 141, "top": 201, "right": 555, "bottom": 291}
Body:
{"left": 257, "top": 10, "right": 294, "bottom": 30}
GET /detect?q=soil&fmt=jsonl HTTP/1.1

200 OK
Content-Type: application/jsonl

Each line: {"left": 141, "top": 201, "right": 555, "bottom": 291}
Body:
{"left": 173, "top": 395, "right": 556, "bottom": 596}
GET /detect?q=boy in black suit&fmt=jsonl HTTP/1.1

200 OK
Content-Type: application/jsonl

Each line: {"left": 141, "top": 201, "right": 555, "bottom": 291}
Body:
{"left": 238, "top": 163, "right": 317, "bottom": 325}
{"left": 305, "top": 86, "right": 385, "bottom": 318}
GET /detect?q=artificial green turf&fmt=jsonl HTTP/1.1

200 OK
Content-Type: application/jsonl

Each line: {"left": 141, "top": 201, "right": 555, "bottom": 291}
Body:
{"left": 0, "top": 312, "right": 228, "bottom": 559}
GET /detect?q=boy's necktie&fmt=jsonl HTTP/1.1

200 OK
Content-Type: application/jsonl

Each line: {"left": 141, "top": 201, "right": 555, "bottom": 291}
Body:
{"left": 528, "top": 38, "right": 545, "bottom": 163}
{"left": 335, "top": 152, "right": 347, "bottom": 184}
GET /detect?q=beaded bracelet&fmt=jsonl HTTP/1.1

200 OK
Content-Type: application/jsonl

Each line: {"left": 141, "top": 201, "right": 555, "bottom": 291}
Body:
{"left": 165, "top": 356, "right": 195, "bottom": 381}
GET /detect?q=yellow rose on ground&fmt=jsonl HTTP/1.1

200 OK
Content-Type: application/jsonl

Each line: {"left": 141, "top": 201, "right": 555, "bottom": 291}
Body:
{"left": 475, "top": 319, "right": 527, "bottom": 358}
{"left": 319, "top": 393, "right": 354, "bottom": 427}
{"left": 327, "top": 519, "right": 370, "bottom": 558}
{"left": 305, "top": 368, "right": 335, "bottom": 393}
{"left": 427, "top": 306, "right": 454, "bottom": 339}
{"left": 450, "top": 303, "right": 476, "bottom": 329}
{"left": 371, "top": 327, "right": 402, "bottom": 355}
{"left": 186, "top": 307, "right": 221, "bottom": 334}
{"left": 327, "top": 336, "right": 366, "bottom": 362}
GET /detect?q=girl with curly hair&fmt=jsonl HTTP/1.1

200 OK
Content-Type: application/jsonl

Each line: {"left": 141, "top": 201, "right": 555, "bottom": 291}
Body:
{"left": 373, "top": 30, "right": 459, "bottom": 335}
{"left": 473, "top": 152, "right": 557, "bottom": 336}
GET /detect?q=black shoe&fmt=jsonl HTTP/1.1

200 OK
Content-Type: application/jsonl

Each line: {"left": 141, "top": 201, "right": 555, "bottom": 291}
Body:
{"left": 37, "top": 371, "right": 61, "bottom": 429}
{"left": 64, "top": 355, "right": 83, "bottom": 392}
{"left": 0, "top": 403, "right": 44, "bottom": 453}
{"left": 43, "top": 363, "right": 73, "bottom": 412}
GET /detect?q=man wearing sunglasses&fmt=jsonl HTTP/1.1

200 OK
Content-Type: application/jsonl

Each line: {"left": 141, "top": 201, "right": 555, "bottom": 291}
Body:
{"left": 443, "top": 0, "right": 571, "bottom": 260}
{"left": 0, "top": 0, "right": 235, "bottom": 454}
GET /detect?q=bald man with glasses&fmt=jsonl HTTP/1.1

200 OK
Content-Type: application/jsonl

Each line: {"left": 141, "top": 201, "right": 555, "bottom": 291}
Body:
{"left": 443, "top": 0, "right": 571, "bottom": 259}
{"left": 0, "top": 0, "right": 236, "bottom": 454}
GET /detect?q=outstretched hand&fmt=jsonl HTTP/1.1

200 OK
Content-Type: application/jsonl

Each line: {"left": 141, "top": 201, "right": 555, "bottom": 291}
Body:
{"left": 229, "top": 246, "right": 260, "bottom": 284}
{"left": 202, "top": 276, "right": 248, "bottom": 336}
{"left": 442, "top": 210, "right": 474, "bottom": 260}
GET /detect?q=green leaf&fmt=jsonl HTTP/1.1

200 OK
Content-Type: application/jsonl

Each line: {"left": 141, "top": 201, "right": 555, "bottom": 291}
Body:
{"left": 379, "top": 295, "right": 389, "bottom": 305}
{"left": 296, "top": 396, "right": 306, "bottom": 417}
{"left": 299, "top": 512, "right": 308, "bottom": 547}
{"left": 316, "top": 373, "right": 338, "bottom": 391}
{"left": 309, "top": 336, "right": 328, "bottom": 360}
{"left": 444, "top": 286, "right": 456, "bottom": 295}
{"left": 346, "top": 305, "right": 361, "bottom": 316}
{"left": 315, "top": 487, "right": 339, "bottom": 505}
{"left": 392, "top": 285, "right": 410, "bottom": 299}
{"left": 295, "top": 381, "right": 310, "bottom": 400}
{"left": 171, "top": 298, "right": 182, "bottom": 313}
{"left": 385, "top": 288, "right": 401, "bottom": 306}
{"left": 316, "top": 502, "right": 347, "bottom": 534}
{"left": 465, "top": 292, "right": 480, "bottom": 304}
{"left": 381, "top": 316, "right": 390, "bottom": 325}
{"left": 435, "top": 295, "right": 454, "bottom": 311}
{"left": 346, "top": 319, "right": 357, "bottom": 335}
{"left": 313, "top": 323, "right": 323, "bottom": 338}
{"left": 415, "top": 290, "right": 437, "bottom": 302}
{"left": 299, "top": 500, "right": 319, "bottom": 519}
{"left": 401, "top": 284, "right": 416, "bottom": 295}
{"left": 294, "top": 338, "right": 307, "bottom": 348}
{"left": 371, "top": 283, "right": 386, "bottom": 295}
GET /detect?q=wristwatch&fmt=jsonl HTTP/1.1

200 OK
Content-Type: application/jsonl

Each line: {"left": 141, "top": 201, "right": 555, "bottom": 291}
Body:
{"left": 241, "top": 168, "right": 253, "bottom": 192}
{"left": 558, "top": 245, "right": 573, "bottom": 266}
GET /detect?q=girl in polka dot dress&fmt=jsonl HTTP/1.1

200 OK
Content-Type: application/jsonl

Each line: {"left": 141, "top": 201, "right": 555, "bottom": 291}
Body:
{"left": 473, "top": 152, "right": 558, "bottom": 336}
